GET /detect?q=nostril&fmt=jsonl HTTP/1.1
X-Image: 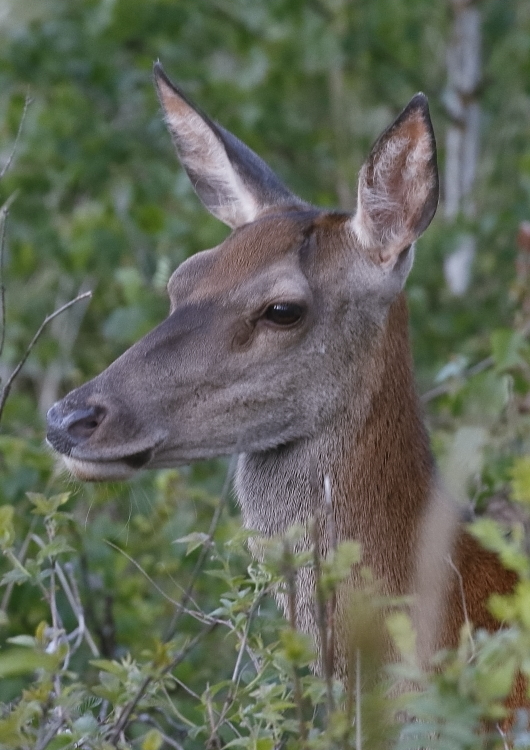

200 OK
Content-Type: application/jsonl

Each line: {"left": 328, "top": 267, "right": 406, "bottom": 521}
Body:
{"left": 65, "top": 406, "right": 107, "bottom": 441}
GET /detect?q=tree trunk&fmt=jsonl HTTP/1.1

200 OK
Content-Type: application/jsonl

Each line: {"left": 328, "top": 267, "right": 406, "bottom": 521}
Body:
{"left": 443, "top": 0, "right": 481, "bottom": 296}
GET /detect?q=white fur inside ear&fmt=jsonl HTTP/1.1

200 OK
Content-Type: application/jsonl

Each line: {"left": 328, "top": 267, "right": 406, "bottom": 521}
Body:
{"left": 165, "top": 107, "right": 260, "bottom": 228}
{"left": 350, "top": 129, "right": 434, "bottom": 265}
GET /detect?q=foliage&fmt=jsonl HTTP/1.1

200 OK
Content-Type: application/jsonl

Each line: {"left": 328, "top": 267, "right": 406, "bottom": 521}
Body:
{"left": 1, "top": 0, "right": 530, "bottom": 748}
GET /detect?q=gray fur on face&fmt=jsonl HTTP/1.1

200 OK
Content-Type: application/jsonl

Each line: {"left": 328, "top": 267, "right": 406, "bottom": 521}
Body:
{"left": 47, "top": 72, "right": 442, "bottom": 675}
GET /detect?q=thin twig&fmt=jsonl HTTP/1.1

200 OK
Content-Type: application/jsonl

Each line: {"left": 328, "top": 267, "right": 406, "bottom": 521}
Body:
{"left": 34, "top": 716, "right": 65, "bottom": 750}
{"left": 136, "top": 714, "right": 185, "bottom": 750}
{"left": 0, "top": 91, "right": 28, "bottom": 362}
{"left": 0, "top": 519, "right": 36, "bottom": 613}
{"left": 212, "top": 589, "right": 268, "bottom": 738}
{"left": 312, "top": 515, "right": 335, "bottom": 715}
{"left": 63, "top": 562, "right": 100, "bottom": 656}
{"left": 170, "top": 676, "right": 202, "bottom": 702}
{"left": 446, "top": 554, "right": 475, "bottom": 660}
{"left": 0, "top": 193, "right": 19, "bottom": 362}
{"left": 0, "top": 93, "right": 31, "bottom": 180}
{"left": 103, "top": 461, "right": 241, "bottom": 747}
{"left": 164, "top": 453, "right": 237, "bottom": 640}
{"left": 496, "top": 722, "right": 511, "bottom": 750}
{"left": 324, "top": 475, "right": 337, "bottom": 681}
{"left": 421, "top": 356, "right": 493, "bottom": 403}
{"left": 284, "top": 538, "right": 308, "bottom": 747}
{"left": 355, "top": 649, "right": 362, "bottom": 750}
{"left": 205, "top": 685, "right": 222, "bottom": 750}
{"left": 31, "top": 534, "right": 100, "bottom": 657}
{"left": 48, "top": 563, "right": 64, "bottom": 696}
{"left": 108, "top": 620, "right": 217, "bottom": 745}
{"left": 345, "top": 645, "right": 355, "bottom": 749}
{"left": 0, "top": 209, "right": 8, "bottom": 361}
{"left": 422, "top": 317, "right": 530, "bottom": 404}
{"left": 0, "top": 290, "right": 92, "bottom": 422}
{"left": 105, "top": 539, "right": 228, "bottom": 628}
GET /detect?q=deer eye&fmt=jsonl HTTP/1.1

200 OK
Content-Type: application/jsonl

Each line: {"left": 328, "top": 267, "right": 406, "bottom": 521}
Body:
{"left": 264, "top": 302, "right": 305, "bottom": 327}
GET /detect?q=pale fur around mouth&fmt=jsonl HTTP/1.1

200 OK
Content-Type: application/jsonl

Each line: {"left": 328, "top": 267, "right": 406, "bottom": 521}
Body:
{"left": 62, "top": 455, "right": 142, "bottom": 482}
{"left": 59, "top": 443, "right": 158, "bottom": 482}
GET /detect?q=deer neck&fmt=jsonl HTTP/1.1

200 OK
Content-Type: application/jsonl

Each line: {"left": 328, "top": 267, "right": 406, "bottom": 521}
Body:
{"left": 236, "top": 293, "right": 434, "bottom": 596}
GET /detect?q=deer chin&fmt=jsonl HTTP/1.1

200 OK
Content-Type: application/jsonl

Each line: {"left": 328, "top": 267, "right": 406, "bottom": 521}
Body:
{"left": 62, "top": 456, "right": 138, "bottom": 482}
{"left": 62, "top": 446, "right": 155, "bottom": 482}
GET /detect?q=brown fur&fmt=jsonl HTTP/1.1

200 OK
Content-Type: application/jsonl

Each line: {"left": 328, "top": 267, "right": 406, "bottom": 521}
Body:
{"left": 45, "top": 69, "right": 524, "bottom": 710}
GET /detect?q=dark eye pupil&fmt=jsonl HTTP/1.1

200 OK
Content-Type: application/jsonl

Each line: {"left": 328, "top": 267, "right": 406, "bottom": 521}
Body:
{"left": 265, "top": 303, "right": 304, "bottom": 326}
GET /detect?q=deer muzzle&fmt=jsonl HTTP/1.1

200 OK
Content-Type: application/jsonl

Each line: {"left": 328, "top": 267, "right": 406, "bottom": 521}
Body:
{"left": 46, "top": 391, "right": 162, "bottom": 481}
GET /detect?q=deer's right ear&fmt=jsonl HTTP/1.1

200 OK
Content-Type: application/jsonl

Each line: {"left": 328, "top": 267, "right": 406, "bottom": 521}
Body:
{"left": 154, "top": 63, "right": 300, "bottom": 229}
{"left": 350, "top": 94, "right": 439, "bottom": 268}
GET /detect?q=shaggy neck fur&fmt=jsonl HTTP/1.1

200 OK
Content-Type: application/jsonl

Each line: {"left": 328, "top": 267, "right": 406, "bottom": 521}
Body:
{"left": 236, "top": 294, "right": 434, "bottom": 642}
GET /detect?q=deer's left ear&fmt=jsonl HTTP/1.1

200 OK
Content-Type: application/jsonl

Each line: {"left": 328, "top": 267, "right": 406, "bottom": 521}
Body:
{"left": 350, "top": 94, "right": 439, "bottom": 267}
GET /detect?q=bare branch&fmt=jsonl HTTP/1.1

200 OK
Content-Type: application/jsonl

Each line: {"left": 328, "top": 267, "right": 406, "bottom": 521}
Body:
{"left": 324, "top": 474, "right": 337, "bottom": 678}
{"left": 136, "top": 714, "right": 185, "bottom": 750}
{"left": 34, "top": 716, "right": 66, "bottom": 750}
{"left": 0, "top": 93, "right": 31, "bottom": 181}
{"left": 108, "top": 620, "right": 217, "bottom": 745}
{"left": 164, "top": 452, "right": 237, "bottom": 640}
{"left": 0, "top": 290, "right": 92, "bottom": 423}
{"left": 212, "top": 589, "right": 268, "bottom": 738}
{"left": 0, "top": 194, "right": 19, "bottom": 361}
{"left": 63, "top": 562, "right": 100, "bottom": 656}
{"left": 422, "top": 315, "right": 530, "bottom": 404}
{"left": 446, "top": 554, "right": 475, "bottom": 660}
{"left": 0, "top": 519, "right": 36, "bottom": 614}
{"left": 0, "top": 210, "right": 7, "bottom": 361}
{"left": 283, "top": 537, "right": 308, "bottom": 747}
{"left": 312, "top": 515, "right": 335, "bottom": 715}
{"left": 105, "top": 455, "right": 237, "bottom": 744}
{"left": 105, "top": 539, "right": 229, "bottom": 628}
{"left": 421, "top": 355, "right": 493, "bottom": 404}
{"left": 355, "top": 648, "right": 362, "bottom": 750}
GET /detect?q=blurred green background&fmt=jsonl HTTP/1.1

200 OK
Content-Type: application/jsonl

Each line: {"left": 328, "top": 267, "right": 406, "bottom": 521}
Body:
{"left": 1, "top": 0, "right": 530, "bottom": 744}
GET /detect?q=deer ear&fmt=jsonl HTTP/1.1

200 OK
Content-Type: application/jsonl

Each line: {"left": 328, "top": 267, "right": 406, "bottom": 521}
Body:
{"left": 350, "top": 94, "right": 439, "bottom": 267}
{"left": 154, "top": 63, "right": 300, "bottom": 229}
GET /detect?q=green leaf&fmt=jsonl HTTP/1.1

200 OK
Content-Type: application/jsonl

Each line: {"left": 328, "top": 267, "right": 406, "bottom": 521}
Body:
{"left": 6, "top": 635, "right": 36, "bottom": 648}
{"left": 511, "top": 457, "right": 530, "bottom": 505}
{"left": 0, "top": 648, "right": 57, "bottom": 677}
{"left": 27, "top": 492, "right": 71, "bottom": 516}
{"left": 0, "top": 505, "right": 15, "bottom": 549}
{"left": 386, "top": 611, "right": 416, "bottom": 657}
{"left": 72, "top": 713, "right": 99, "bottom": 735}
{"left": 142, "top": 729, "right": 163, "bottom": 750}
{"left": 470, "top": 518, "right": 529, "bottom": 576}
{"left": 36, "top": 537, "right": 74, "bottom": 563}
{"left": 173, "top": 532, "right": 210, "bottom": 555}
{"left": 0, "top": 568, "right": 31, "bottom": 586}
{"left": 47, "top": 736, "right": 76, "bottom": 750}
{"left": 279, "top": 628, "right": 315, "bottom": 667}
{"left": 89, "top": 659, "right": 128, "bottom": 678}
{"left": 491, "top": 328, "right": 525, "bottom": 371}
{"left": 328, "top": 540, "right": 362, "bottom": 579}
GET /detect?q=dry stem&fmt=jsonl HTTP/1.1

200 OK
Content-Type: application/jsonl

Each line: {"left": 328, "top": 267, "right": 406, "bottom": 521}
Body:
{"left": 0, "top": 291, "right": 92, "bottom": 422}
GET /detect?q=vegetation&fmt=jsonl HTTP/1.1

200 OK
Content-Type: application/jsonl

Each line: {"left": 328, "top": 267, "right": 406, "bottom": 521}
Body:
{"left": 1, "top": 0, "right": 530, "bottom": 747}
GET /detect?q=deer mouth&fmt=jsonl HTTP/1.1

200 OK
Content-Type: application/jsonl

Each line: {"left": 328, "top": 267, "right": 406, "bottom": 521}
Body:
{"left": 60, "top": 446, "right": 156, "bottom": 482}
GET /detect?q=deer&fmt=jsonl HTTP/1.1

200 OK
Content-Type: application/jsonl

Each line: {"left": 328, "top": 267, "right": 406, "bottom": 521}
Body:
{"left": 46, "top": 64, "right": 521, "bottom": 699}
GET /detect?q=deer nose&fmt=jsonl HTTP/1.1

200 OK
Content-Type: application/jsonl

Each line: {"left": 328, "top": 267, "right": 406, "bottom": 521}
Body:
{"left": 46, "top": 403, "right": 107, "bottom": 454}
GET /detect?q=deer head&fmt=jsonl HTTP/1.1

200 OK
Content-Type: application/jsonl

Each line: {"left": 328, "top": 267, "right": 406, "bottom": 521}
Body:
{"left": 46, "top": 64, "right": 438, "bottom": 482}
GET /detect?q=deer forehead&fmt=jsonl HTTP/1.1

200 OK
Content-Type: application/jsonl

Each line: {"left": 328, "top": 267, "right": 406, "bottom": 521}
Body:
{"left": 167, "top": 210, "right": 352, "bottom": 308}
